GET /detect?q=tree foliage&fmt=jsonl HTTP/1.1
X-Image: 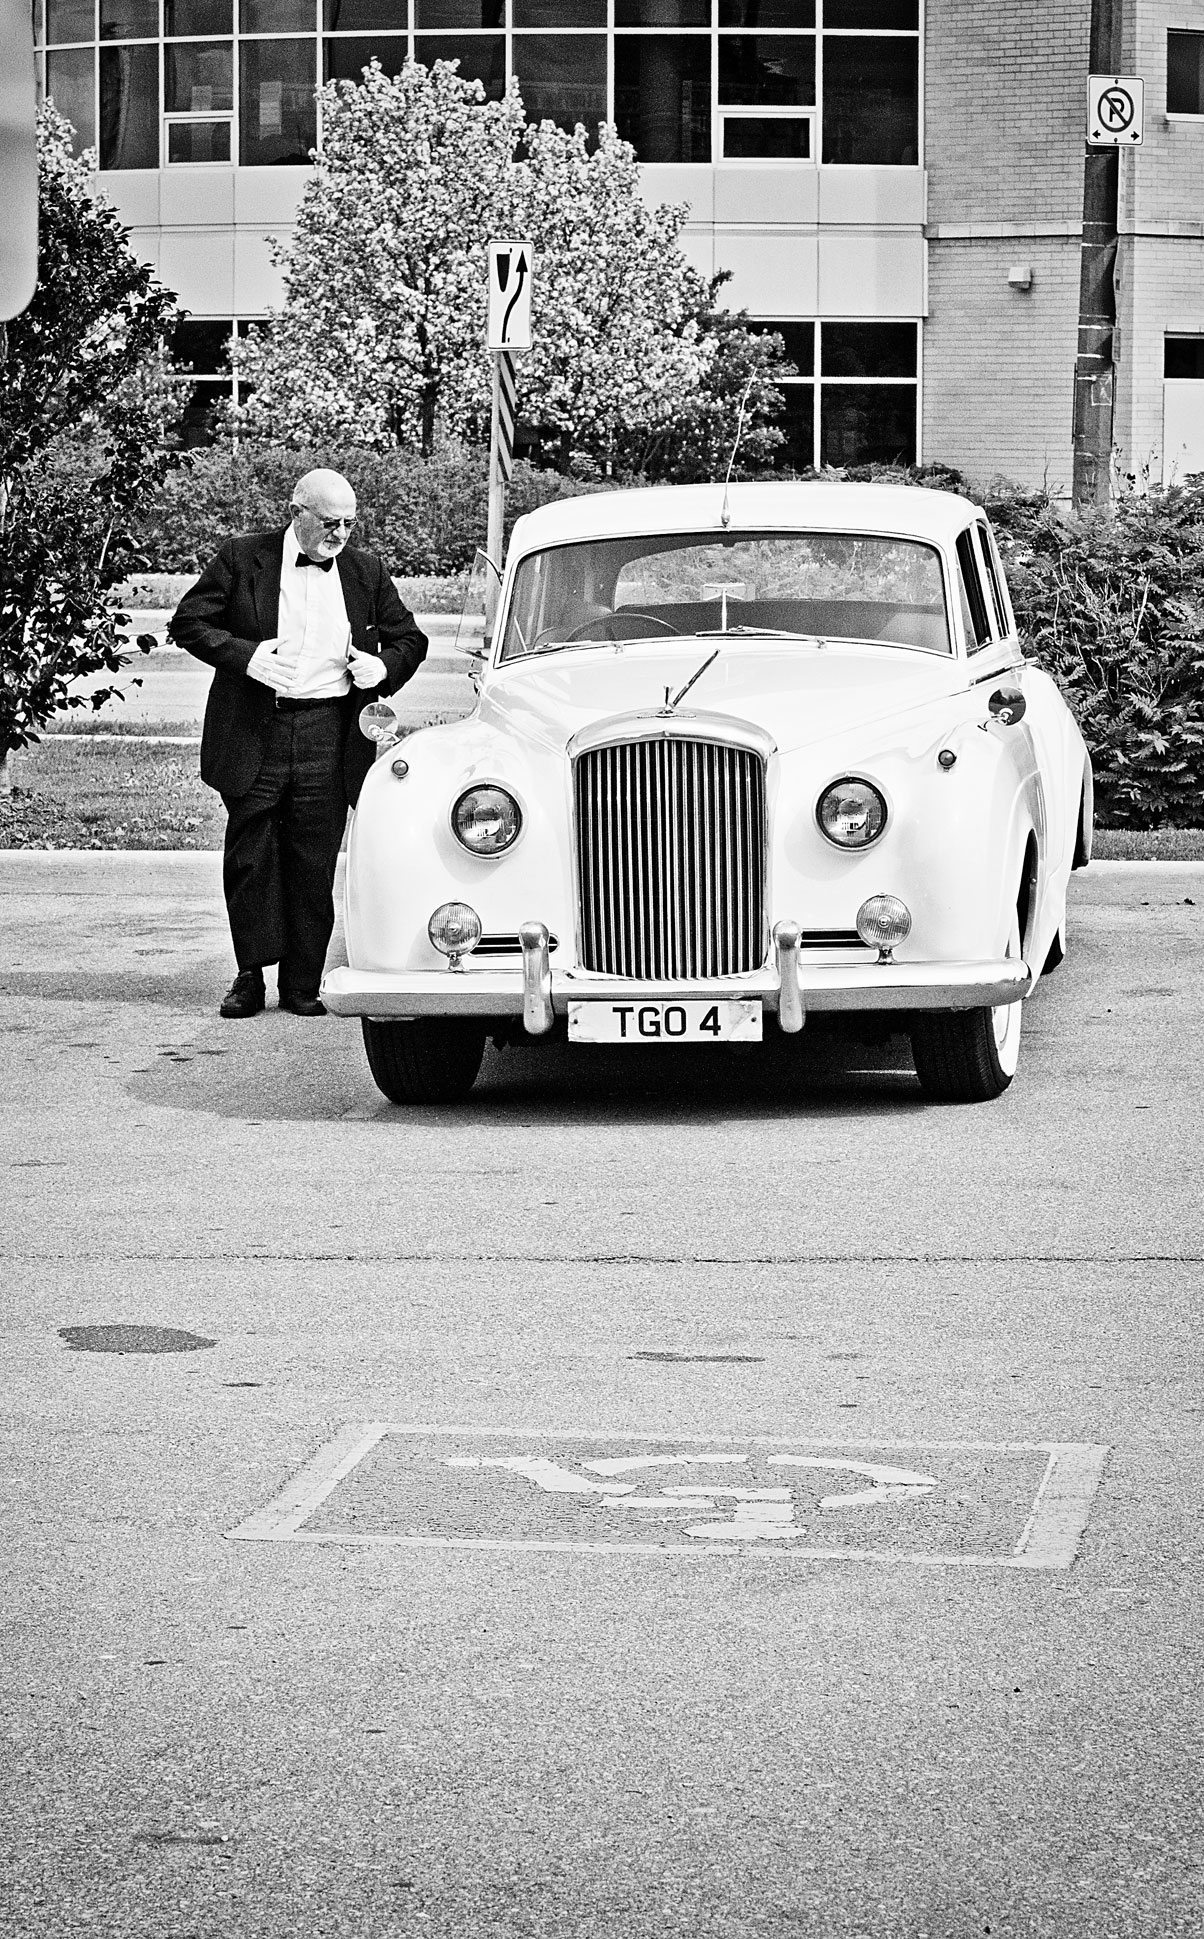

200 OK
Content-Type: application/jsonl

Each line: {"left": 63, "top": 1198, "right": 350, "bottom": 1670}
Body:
{"left": 235, "top": 58, "right": 789, "bottom": 472}
{"left": 0, "top": 105, "right": 178, "bottom": 773}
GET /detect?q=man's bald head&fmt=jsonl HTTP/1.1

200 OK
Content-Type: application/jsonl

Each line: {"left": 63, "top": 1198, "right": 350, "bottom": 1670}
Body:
{"left": 290, "top": 469, "right": 357, "bottom": 562}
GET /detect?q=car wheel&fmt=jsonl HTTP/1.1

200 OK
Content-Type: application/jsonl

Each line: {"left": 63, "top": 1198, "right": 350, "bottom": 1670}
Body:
{"left": 910, "top": 907, "right": 1024, "bottom": 1103}
{"left": 361, "top": 1018, "right": 486, "bottom": 1105}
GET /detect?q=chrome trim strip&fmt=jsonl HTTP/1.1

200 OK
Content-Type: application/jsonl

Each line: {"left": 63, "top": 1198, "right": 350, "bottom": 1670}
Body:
{"left": 569, "top": 708, "right": 776, "bottom": 762}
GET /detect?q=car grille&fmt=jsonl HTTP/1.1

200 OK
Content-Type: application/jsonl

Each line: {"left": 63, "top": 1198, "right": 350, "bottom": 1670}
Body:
{"left": 574, "top": 735, "right": 767, "bottom": 977}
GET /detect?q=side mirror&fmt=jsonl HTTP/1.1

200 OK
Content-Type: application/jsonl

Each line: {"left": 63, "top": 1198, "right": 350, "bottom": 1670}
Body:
{"left": 988, "top": 685, "right": 1026, "bottom": 726}
{"left": 359, "top": 699, "right": 402, "bottom": 748}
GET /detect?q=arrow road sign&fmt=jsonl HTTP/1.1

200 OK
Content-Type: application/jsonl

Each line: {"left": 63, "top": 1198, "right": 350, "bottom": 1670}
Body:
{"left": 1087, "top": 74, "right": 1144, "bottom": 146}
{"left": 487, "top": 240, "right": 533, "bottom": 352}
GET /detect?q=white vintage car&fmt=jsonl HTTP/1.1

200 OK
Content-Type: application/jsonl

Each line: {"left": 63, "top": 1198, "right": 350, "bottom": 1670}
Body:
{"left": 322, "top": 481, "right": 1092, "bottom": 1106}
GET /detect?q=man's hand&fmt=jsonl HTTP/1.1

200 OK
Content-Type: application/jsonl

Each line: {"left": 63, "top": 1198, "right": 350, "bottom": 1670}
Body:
{"left": 347, "top": 647, "right": 387, "bottom": 690}
{"left": 247, "top": 640, "right": 297, "bottom": 695}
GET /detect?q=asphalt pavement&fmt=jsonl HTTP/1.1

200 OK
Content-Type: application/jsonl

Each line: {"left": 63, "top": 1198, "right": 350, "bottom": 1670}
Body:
{"left": 1, "top": 851, "right": 1201, "bottom": 1939}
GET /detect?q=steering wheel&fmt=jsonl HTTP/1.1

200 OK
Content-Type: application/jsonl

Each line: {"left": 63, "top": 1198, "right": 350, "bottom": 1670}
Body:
{"left": 567, "top": 610, "right": 681, "bottom": 643}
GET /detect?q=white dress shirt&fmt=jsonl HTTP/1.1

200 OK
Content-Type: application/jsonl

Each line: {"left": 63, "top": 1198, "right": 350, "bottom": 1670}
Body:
{"left": 274, "top": 525, "right": 353, "bottom": 699}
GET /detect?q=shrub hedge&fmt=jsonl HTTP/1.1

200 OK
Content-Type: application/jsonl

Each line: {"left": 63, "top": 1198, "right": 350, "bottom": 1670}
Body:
{"left": 126, "top": 443, "right": 1204, "bottom": 828}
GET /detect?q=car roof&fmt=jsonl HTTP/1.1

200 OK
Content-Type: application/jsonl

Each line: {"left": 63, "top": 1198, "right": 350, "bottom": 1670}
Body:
{"left": 507, "top": 481, "right": 984, "bottom": 556}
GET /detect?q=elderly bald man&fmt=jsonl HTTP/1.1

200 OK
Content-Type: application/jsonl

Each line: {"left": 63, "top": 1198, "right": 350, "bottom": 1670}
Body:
{"left": 170, "top": 468, "right": 427, "bottom": 1017}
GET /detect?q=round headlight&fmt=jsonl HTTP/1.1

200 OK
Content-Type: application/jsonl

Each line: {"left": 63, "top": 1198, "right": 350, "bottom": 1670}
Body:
{"left": 856, "top": 895, "right": 912, "bottom": 952}
{"left": 816, "top": 777, "right": 888, "bottom": 849}
{"left": 428, "top": 902, "right": 483, "bottom": 960}
{"left": 452, "top": 785, "right": 522, "bottom": 855}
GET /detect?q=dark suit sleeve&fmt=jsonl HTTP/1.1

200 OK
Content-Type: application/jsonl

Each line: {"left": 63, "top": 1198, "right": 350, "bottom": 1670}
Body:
{"left": 371, "top": 558, "right": 428, "bottom": 696}
{"left": 168, "top": 540, "right": 263, "bottom": 676}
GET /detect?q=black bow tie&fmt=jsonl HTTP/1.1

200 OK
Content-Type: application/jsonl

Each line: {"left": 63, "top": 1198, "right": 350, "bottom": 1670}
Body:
{"left": 296, "top": 553, "right": 334, "bottom": 572}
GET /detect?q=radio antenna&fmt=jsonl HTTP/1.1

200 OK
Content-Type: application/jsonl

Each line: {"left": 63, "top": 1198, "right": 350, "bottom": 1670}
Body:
{"left": 720, "top": 377, "right": 756, "bottom": 531}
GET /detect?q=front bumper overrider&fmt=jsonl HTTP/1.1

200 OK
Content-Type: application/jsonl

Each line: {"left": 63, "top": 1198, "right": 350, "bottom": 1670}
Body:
{"left": 322, "top": 920, "right": 1032, "bottom": 1032}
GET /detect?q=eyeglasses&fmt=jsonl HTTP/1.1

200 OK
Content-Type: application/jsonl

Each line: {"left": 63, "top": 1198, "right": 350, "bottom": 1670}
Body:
{"left": 294, "top": 506, "right": 356, "bottom": 533}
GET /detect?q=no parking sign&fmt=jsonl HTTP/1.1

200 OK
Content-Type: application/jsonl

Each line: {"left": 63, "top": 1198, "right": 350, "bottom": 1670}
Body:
{"left": 1087, "top": 75, "right": 1144, "bottom": 146}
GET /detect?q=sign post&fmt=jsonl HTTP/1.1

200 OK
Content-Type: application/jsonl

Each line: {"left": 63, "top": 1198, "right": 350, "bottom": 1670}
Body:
{"left": 485, "top": 241, "right": 533, "bottom": 638}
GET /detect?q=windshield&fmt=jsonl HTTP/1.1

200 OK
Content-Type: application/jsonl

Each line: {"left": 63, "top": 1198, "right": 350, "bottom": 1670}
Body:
{"left": 500, "top": 530, "right": 952, "bottom": 660}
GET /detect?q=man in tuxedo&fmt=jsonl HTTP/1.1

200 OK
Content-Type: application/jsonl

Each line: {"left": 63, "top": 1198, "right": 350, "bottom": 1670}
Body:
{"left": 170, "top": 468, "right": 427, "bottom": 1018}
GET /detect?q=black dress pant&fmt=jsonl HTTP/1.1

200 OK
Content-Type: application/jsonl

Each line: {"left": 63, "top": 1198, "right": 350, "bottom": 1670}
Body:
{"left": 221, "top": 701, "right": 348, "bottom": 996}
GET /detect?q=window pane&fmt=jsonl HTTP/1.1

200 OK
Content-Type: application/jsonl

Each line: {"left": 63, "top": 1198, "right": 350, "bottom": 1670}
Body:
{"left": 416, "top": 0, "right": 502, "bottom": 20}
{"left": 323, "top": 0, "right": 407, "bottom": 25}
{"left": 747, "top": 318, "right": 814, "bottom": 375}
{"left": 823, "top": 321, "right": 915, "bottom": 377}
{"left": 771, "top": 383, "right": 814, "bottom": 469}
{"left": 617, "top": 1, "right": 708, "bottom": 24}
{"left": 32, "top": 0, "right": 45, "bottom": 48}
{"left": 719, "top": 2, "right": 814, "bottom": 25}
{"left": 166, "top": 0, "right": 233, "bottom": 33}
{"left": 166, "top": 41, "right": 233, "bottom": 110}
{"left": 242, "top": 0, "right": 314, "bottom": 29}
{"left": 100, "top": 42, "right": 158, "bottom": 164}
{"left": 46, "top": 0, "right": 93, "bottom": 40}
{"left": 100, "top": 0, "right": 158, "bottom": 37}
{"left": 1166, "top": 336, "right": 1204, "bottom": 379}
{"left": 168, "top": 117, "right": 232, "bottom": 158}
{"left": 170, "top": 377, "right": 231, "bottom": 447}
{"left": 822, "top": 34, "right": 917, "bottom": 163}
{"left": 722, "top": 114, "right": 809, "bottom": 157}
{"left": 614, "top": 35, "right": 710, "bottom": 163}
{"left": 514, "top": 0, "right": 604, "bottom": 23}
{"left": 324, "top": 33, "right": 407, "bottom": 80}
{"left": 241, "top": 37, "right": 316, "bottom": 163}
{"left": 718, "top": 35, "right": 815, "bottom": 106}
{"left": 1167, "top": 31, "right": 1204, "bottom": 115}
{"left": 512, "top": 34, "right": 606, "bottom": 134}
{"left": 414, "top": 35, "right": 506, "bottom": 98}
{"left": 820, "top": 382, "right": 916, "bottom": 467}
{"left": 171, "top": 318, "right": 233, "bottom": 369}
{"left": 824, "top": 0, "right": 917, "bottom": 27}
{"left": 46, "top": 46, "right": 94, "bottom": 148}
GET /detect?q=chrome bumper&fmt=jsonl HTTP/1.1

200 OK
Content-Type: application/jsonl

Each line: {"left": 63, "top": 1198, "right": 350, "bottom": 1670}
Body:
{"left": 322, "top": 920, "right": 1032, "bottom": 1028}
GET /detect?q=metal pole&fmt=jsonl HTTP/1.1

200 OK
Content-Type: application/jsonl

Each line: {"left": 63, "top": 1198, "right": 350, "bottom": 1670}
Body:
{"left": 1072, "top": 0, "right": 1123, "bottom": 510}
{"left": 485, "top": 353, "right": 503, "bottom": 641}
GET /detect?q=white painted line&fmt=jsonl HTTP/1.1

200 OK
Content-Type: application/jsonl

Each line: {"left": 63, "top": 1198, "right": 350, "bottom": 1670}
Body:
{"left": 225, "top": 1424, "right": 1111, "bottom": 1570}
{"left": 226, "top": 1420, "right": 390, "bottom": 1542}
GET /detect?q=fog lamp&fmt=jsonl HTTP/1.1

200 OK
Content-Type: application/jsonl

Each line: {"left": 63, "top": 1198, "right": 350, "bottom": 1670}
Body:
{"left": 856, "top": 895, "right": 912, "bottom": 963}
{"left": 817, "top": 777, "right": 887, "bottom": 849}
{"left": 428, "top": 902, "right": 483, "bottom": 968}
{"left": 359, "top": 700, "right": 401, "bottom": 745}
{"left": 452, "top": 784, "right": 522, "bottom": 855}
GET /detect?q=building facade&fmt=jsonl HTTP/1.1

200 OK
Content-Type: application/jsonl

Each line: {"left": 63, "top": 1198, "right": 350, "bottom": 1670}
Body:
{"left": 31, "top": 0, "right": 1204, "bottom": 489}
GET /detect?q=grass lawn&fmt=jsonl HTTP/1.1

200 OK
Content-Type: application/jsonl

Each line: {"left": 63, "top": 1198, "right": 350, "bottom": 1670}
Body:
{"left": 2, "top": 735, "right": 1203, "bottom": 856}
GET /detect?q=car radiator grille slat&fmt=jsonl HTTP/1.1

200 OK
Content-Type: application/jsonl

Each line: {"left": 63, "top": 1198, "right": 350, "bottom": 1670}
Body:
{"left": 574, "top": 738, "right": 766, "bottom": 977}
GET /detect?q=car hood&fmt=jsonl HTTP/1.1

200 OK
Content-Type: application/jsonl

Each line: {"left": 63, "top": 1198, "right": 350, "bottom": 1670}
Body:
{"left": 480, "top": 640, "right": 965, "bottom": 756}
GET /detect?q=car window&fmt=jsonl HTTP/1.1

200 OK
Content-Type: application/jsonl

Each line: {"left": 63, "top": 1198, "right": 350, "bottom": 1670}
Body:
{"left": 976, "top": 523, "right": 1009, "bottom": 638}
{"left": 501, "top": 531, "right": 953, "bottom": 659}
{"left": 955, "top": 528, "right": 992, "bottom": 651}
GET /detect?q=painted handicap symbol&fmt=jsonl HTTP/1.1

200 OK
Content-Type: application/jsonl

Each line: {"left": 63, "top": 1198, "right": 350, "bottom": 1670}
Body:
{"left": 445, "top": 1450, "right": 937, "bottom": 1541}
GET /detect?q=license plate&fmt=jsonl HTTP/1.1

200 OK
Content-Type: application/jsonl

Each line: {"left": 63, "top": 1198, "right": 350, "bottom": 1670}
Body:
{"left": 568, "top": 999, "right": 762, "bottom": 1045}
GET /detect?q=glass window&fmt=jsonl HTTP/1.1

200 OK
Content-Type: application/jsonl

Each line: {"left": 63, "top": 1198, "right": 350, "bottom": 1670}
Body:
{"left": 514, "top": 0, "right": 604, "bottom": 23}
{"left": 718, "top": 36, "right": 815, "bottom": 107}
{"left": 166, "top": 40, "right": 233, "bottom": 109}
{"left": 616, "top": 1, "right": 708, "bottom": 24}
{"left": 955, "top": 530, "right": 991, "bottom": 650}
{"left": 414, "top": 35, "right": 506, "bottom": 98}
{"left": 100, "top": 0, "right": 158, "bottom": 40}
{"left": 168, "top": 118, "right": 231, "bottom": 158}
{"left": 822, "top": 34, "right": 918, "bottom": 163}
{"left": 721, "top": 115, "right": 809, "bottom": 158}
{"left": 240, "top": 38, "right": 316, "bottom": 163}
{"left": 772, "top": 383, "right": 815, "bottom": 469}
{"left": 720, "top": 2, "right": 814, "bottom": 24}
{"left": 1167, "top": 32, "right": 1204, "bottom": 115}
{"left": 824, "top": 0, "right": 917, "bottom": 27}
{"left": 324, "top": 33, "right": 407, "bottom": 80}
{"left": 172, "top": 317, "right": 233, "bottom": 368}
{"left": 511, "top": 34, "right": 606, "bottom": 134}
{"left": 820, "top": 383, "right": 916, "bottom": 466}
{"left": 822, "top": 321, "right": 915, "bottom": 377}
{"left": 241, "top": 0, "right": 314, "bottom": 29}
{"left": 748, "top": 319, "right": 814, "bottom": 375}
{"left": 975, "top": 524, "right": 1008, "bottom": 638}
{"left": 614, "top": 36, "right": 710, "bottom": 164}
{"left": 1166, "top": 337, "right": 1204, "bottom": 379}
{"left": 46, "top": 0, "right": 93, "bottom": 41}
{"left": 46, "top": 45, "right": 95, "bottom": 147}
{"left": 101, "top": 41, "right": 159, "bottom": 164}
{"left": 165, "top": 0, "right": 233, "bottom": 33}
{"left": 415, "top": 0, "right": 502, "bottom": 21}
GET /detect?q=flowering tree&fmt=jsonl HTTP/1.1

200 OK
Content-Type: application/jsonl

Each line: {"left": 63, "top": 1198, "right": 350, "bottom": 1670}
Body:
{"left": 0, "top": 105, "right": 177, "bottom": 791}
{"left": 237, "top": 57, "right": 754, "bottom": 468}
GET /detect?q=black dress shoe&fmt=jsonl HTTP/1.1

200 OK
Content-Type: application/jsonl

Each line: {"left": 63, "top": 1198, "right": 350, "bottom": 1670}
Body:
{"left": 278, "top": 989, "right": 326, "bottom": 1016}
{"left": 220, "top": 968, "right": 265, "bottom": 1018}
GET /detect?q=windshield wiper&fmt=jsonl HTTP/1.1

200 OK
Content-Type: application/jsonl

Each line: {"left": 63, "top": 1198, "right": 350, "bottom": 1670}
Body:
{"left": 692, "top": 626, "right": 828, "bottom": 644}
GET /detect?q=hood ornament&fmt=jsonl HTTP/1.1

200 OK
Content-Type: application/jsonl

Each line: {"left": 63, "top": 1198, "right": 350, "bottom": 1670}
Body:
{"left": 662, "top": 646, "right": 720, "bottom": 713}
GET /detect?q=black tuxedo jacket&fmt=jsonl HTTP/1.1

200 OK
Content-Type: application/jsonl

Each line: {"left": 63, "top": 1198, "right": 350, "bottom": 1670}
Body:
{"left": 168, "top": 530, "right": 428, "bottom": 805}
